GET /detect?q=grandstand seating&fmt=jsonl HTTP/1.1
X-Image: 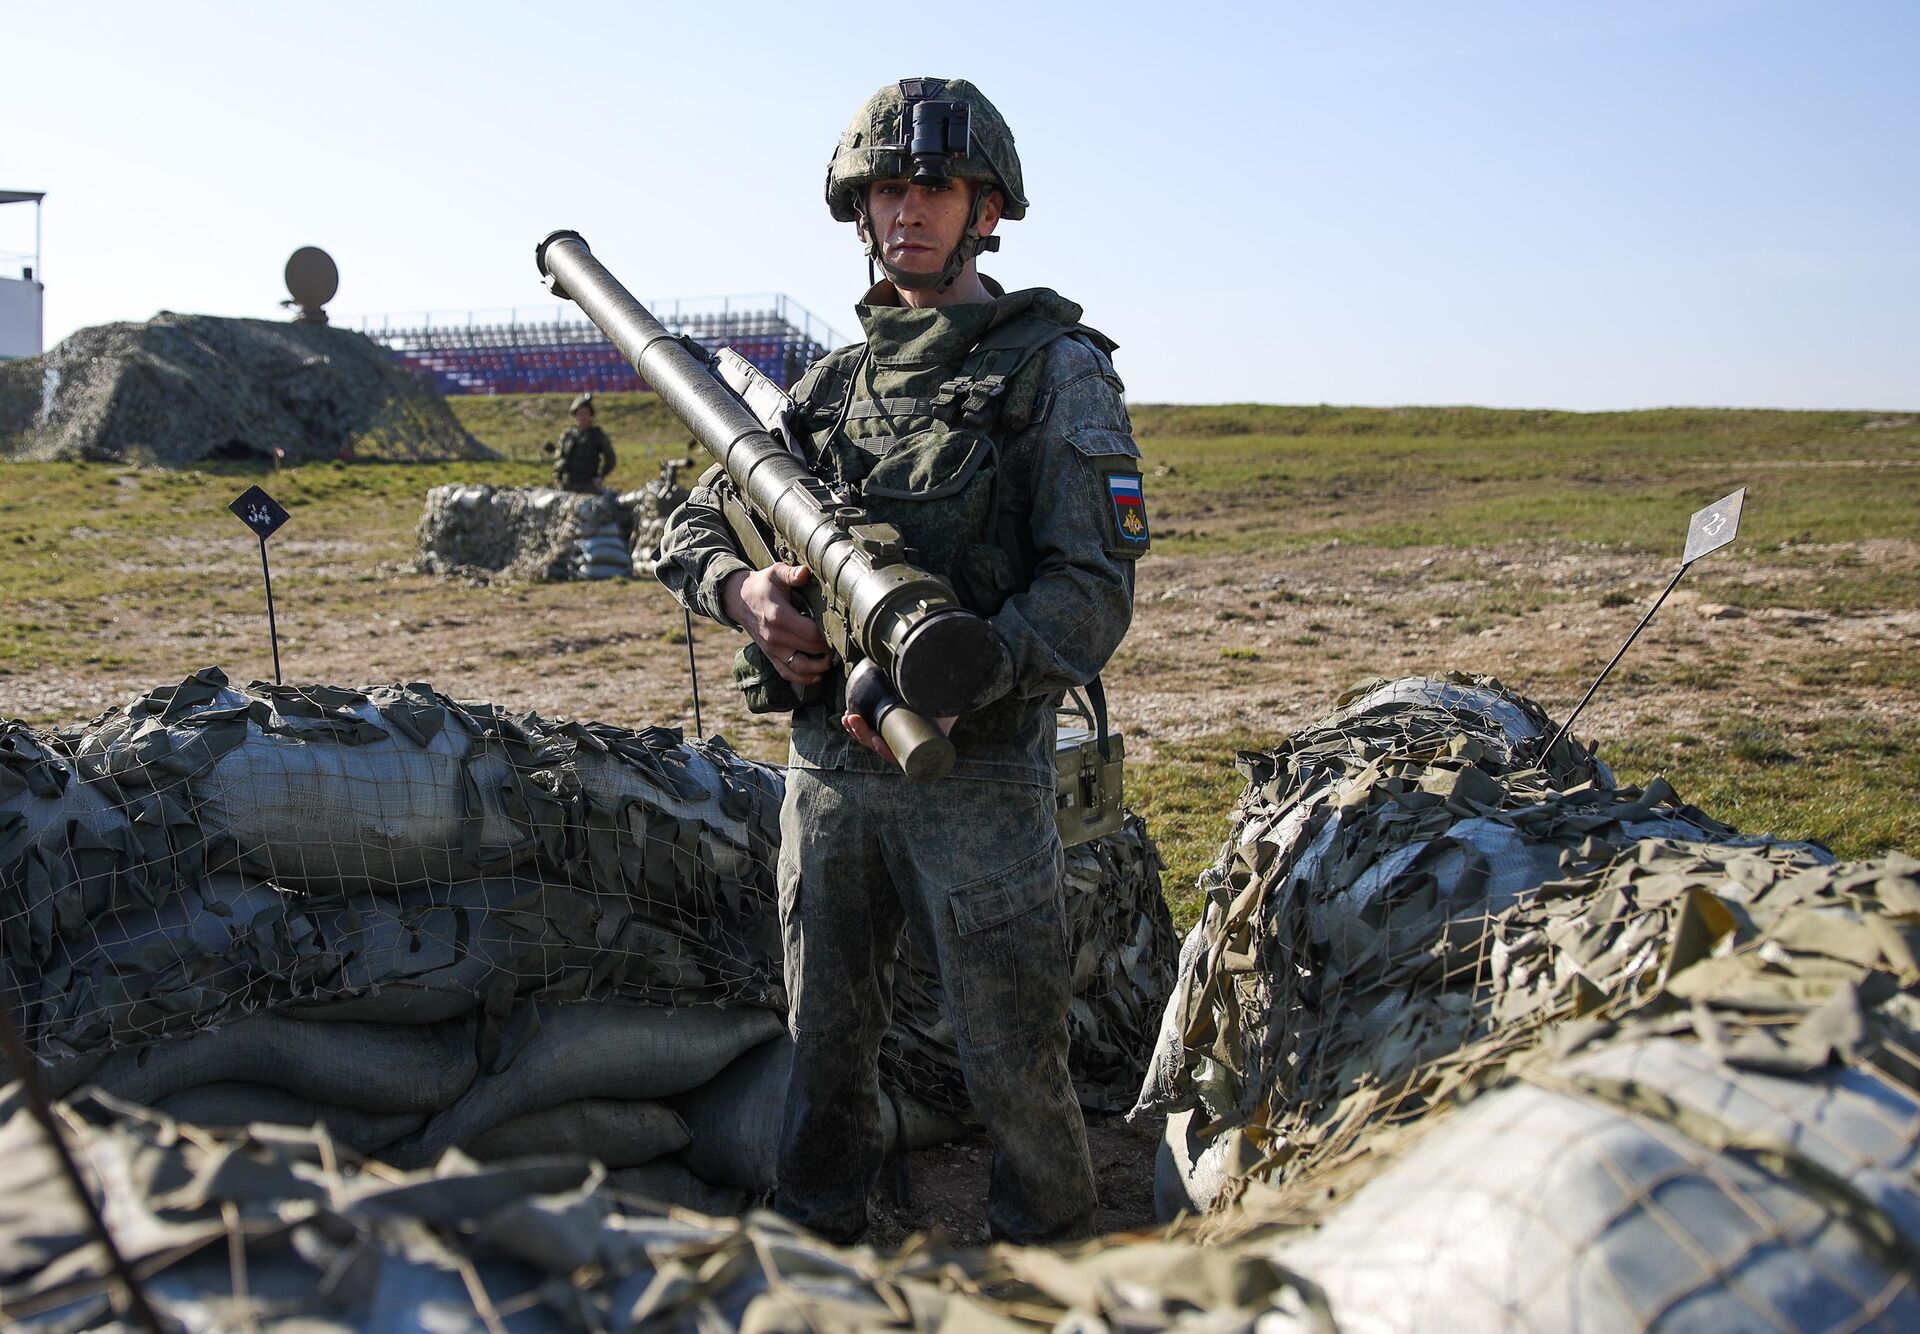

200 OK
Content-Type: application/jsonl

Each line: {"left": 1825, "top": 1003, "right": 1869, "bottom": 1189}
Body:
{"left": 368, "top": 307, "right": 832, "bottom": 396}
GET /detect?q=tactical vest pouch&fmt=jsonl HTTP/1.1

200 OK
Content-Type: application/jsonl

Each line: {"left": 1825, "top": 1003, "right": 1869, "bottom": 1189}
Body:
{"left": 859, "top": 429, "right": 992, "bottom": 500}
{"left": 732, "top": 643, "right": 802, "bottom": 715}
{"left": 858, "top": 426, "right": 1012, "bottom": 614}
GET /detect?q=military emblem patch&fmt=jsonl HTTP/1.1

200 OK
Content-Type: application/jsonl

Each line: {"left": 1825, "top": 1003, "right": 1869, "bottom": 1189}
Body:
{"left": 1107, "top": 472, "right": 1150, "bottom": 545}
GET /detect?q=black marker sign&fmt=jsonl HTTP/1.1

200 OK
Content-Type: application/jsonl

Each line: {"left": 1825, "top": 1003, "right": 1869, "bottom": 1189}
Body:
{"left": 229, "top": 485, "right": 290, "bottom": 683}
{"left": 229, "top": 485, "right": 291, "bottom": 541}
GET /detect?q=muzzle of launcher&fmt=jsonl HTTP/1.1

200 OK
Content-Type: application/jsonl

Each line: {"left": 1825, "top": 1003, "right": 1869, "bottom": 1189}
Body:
{"left": 534, "top": 230, "right": 1011, "bottom": 726}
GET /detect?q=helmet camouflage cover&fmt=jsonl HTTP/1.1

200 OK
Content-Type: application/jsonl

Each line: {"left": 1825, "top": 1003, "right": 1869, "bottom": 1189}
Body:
{"left": 826, "top": 77, "right": 1027, "bottom": 223}
{"left": 569, "top": 392, "right": 594, "bottom": 414}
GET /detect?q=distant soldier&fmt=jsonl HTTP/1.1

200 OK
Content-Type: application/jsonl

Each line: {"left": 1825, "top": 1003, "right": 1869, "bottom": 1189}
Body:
{"left": 544, "top": 392, "right": 616, "bottom": 492}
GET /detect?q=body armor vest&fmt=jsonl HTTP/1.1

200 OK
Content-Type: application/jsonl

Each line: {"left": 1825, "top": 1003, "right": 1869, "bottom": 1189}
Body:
{"left": 791, "top": 287, "right": 1114, "bottom": 620}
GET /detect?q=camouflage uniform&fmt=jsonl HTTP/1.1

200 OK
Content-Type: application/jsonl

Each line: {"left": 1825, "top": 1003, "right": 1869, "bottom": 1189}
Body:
{"left": 546, "top": 423, "right": 615, "bottom": 492}
{"left": 658, "top": 277, "right": 1146, "bottom": 1243}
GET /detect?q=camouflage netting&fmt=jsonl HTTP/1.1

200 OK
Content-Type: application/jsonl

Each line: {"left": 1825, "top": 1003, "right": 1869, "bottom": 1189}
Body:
{"left": 414, "top": 484, "right": 637, "bottom": 582}
{"left": 5, "top": 672, "right": 1916, "bottom": 1330}
{"left": 0, "top": 314, "right": 491, "bottom": 465}
{"left": 0, "top": 1094, "right": 1334, "bottom": 1331}
{"left": 1137, "top": 674, "right": 1920, "bottom": 1329}
{"left": 0, "top": 669, "right": 1176, "bottom": 1210}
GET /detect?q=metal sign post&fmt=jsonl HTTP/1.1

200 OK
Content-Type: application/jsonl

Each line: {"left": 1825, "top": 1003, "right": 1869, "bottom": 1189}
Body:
{"left": 1543, "top": 487, "right": 1747, "bottom": 759}
{"left": 229, "top": 485, "right": 292, "bottom": 684}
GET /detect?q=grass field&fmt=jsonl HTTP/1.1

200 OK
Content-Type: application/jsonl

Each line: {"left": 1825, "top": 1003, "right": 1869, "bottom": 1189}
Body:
{"left": 3, "top": 393, "right": 1915, "bottom": 924}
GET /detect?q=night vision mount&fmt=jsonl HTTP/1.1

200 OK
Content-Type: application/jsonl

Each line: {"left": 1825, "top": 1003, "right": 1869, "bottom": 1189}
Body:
{"left": 903, "top": 94, "right": 971, "bottom": 189}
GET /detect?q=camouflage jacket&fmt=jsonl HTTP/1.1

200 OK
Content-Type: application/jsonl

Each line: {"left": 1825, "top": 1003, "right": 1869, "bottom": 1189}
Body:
{"left": 658, "top": 281, "right": 1146, "bottom": 788}
{"left": 547, "top": 424, "right": 615, "bottom": 483}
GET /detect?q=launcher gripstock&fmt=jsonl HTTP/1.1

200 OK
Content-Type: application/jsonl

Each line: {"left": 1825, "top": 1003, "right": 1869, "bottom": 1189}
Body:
{"left": 535, "top": 230, "right": 1013, "bottom": 782}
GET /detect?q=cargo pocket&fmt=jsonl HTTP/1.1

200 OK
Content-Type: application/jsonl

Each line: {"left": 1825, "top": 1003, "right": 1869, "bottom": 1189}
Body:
{"left": 946, "top": 843, "right": 1069, "bottom": 1052}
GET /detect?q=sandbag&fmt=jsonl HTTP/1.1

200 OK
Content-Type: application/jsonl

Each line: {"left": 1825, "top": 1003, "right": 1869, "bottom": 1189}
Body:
{"left": 1267, "top": 1038, "right": 1920, "bottom": 1330}
{"left": 34, "top": 875, "right": 296, "bottom": 1049}
{"left": 154, "top": 1082, "right": 426, "bottom": 1155}
{"left": 189, "top": 695, "right": 527, "bottom": 892}
{"left": 392, "top": 1003, "right": 783, "bottom": 1163}
{"left": 602, "top": 1160, "right": 750, "bottom": 1218}
{"left": 278, "top": 877, "right": 554, "bottom": 1024}
{"left": 1154, "top": 1105, "right": 1239, "bottom": 1221}
{"left": 459, "top": 1098, "right": 690, "bottom": 1169}
{"left": 670, "top": 1035, "right": 965, "bottom": 1194}
{"left": 88, "top": 1012, "right": 479, "bottom": 1114}
{"left": 0, "top": 721, "right": 183, "bottom": 974}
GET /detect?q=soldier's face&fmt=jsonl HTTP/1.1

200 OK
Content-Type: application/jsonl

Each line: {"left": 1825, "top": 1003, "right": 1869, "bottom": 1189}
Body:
{"left": 863, "top": 179, "right": 1001, "bottom": 279}
{"left": 573, "top": 408, "right": 594, "bottom": 427}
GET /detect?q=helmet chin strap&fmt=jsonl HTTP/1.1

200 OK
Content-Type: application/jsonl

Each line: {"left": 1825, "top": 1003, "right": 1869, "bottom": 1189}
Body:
{"left": 858, "top": 185, "right": 1000, "bottom": 294}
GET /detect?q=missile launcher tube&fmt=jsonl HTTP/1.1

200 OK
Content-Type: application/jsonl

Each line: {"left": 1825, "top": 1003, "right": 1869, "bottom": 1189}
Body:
{"left": 535, "top": 230, "right": 1010, "bottom": 719}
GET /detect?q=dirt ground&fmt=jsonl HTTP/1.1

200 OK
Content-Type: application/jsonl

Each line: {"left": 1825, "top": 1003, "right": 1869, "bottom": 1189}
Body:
{"left": 866, "top": 1112, "right": 1166, "bottom": 1246}
{"left": 9, "top": 535, "right": 1912, "bottom": 763}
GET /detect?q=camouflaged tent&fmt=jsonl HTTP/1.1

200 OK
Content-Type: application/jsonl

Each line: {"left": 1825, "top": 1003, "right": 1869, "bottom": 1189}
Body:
{"left": 0, "top": 314, "right": 488, "bottom": 465}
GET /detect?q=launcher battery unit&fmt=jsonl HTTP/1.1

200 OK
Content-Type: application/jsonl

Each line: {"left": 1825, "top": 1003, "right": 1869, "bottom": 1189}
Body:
{"left": 535, "top": 231, "right": 1011, "bottom": 783}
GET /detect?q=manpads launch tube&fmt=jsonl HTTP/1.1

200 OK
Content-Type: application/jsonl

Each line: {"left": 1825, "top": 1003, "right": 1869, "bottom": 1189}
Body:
{"left": 535, "top": 231, "right": 1012, "bottom": 725}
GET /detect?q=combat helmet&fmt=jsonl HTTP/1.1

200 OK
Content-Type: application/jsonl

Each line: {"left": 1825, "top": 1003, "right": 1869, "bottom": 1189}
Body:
{"left": 826, "top": 77, "right": 1026, "bottom": 291}
{"left": 569, "top": 392, "right": 595, "bottom": 414}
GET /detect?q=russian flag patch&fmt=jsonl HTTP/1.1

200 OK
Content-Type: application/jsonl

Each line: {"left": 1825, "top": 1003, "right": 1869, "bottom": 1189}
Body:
{"left": 1107, "top": 471, "right": 1150, "bottom": 545}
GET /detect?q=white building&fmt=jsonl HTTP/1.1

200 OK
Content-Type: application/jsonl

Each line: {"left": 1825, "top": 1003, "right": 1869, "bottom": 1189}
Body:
{"left": 0, "top": 190, "right": 45, "bottom": 360}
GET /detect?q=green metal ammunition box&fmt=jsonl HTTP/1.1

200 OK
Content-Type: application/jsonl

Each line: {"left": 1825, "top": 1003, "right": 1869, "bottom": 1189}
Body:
{"left": 1055, "top": 724, "right": 1125, "bottom": 847}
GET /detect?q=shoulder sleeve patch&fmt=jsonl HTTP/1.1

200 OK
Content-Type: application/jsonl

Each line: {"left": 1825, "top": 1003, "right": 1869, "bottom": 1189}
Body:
{"left": 1062, "top": 428, "right": 1151, "bottom": 558}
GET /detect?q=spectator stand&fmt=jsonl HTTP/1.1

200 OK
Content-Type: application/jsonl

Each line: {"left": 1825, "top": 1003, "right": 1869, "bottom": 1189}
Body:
{"left": 352, "top": 295, "right": 842, "bottom": 395}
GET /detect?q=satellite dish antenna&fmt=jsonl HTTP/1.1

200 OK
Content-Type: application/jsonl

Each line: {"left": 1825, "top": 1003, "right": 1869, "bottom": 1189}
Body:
{"left": 283, "top": 246, "right": 339, "bottom": 325}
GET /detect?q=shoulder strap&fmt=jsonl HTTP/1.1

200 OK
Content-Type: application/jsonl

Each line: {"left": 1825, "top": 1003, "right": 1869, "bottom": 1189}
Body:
{"left": 932, "top": 316, "right": 1100, "bottom": 432}
{"left": 791, "top": 343, "right": 865, "bottom": 419}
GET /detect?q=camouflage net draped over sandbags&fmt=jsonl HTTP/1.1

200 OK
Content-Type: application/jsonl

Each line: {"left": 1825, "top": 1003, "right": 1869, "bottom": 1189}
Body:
{"left": 1, "top": 669, "right": 1175, "bottom": 1196}
{"left": 0, "top": 313, "right": 489, "bottom": 465}
{"left": 1136, "top": 674, "right": 1920, "bottom": 1330}
{"left": 414, "top": 484, "right": 635, "bottom": 582}
{"left": 2, "top": 668, "right": 788, "bottom": 1067}
{"left": 0, "top": 1095, "right": 1334, "bottom": 1333}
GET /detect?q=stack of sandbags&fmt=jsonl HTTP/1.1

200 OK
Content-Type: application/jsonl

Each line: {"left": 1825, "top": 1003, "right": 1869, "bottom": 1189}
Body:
{"left": 413, "top": 484, "right": 633, "bottom": 582}
{"left": 0, "top": 1093, "right": 1333, "bottom": 1332}
{"left": 3, "top": 669, "right": 1174, "bottom": 1208}
{"left": 1135, "top": 674, "right": 1920, "bottom": 1329}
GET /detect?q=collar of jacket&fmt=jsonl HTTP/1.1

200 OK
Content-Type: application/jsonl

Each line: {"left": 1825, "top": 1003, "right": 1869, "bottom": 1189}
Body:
{"left": 854, "top": 277, "right": 1085, "bottom": 368}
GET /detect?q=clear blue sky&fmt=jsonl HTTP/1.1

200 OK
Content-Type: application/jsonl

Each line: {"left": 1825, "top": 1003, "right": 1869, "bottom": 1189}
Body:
{"left": 3, "top": 0, "right": 1913, "bottom": 409}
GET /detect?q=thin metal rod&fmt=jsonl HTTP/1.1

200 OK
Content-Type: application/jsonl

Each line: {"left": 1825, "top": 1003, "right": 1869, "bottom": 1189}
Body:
{"left": 259, "top": 537, "right": 282, "bottom": 685}
{"left": 1544, "top": 562, "right": 1690, "bottom": 759}
{"left": 683, "top": 604, "right": 702, "bottom": 739}
{"left": 0, "top": 994, "right": 166, "bottom": 1333}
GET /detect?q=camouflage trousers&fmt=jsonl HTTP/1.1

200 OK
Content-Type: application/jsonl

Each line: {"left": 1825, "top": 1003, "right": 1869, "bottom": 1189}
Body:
{"left": 774, "top": 765, "right": 1098, "bottom": 1244}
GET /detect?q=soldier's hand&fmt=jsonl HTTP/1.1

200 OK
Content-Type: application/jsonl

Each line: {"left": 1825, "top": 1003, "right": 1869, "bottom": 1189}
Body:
{"left": 723, "top": 565, "right": 835, "bottom": 685}
{"left": 841, "top": 710, "right": 956, "bottom": 768}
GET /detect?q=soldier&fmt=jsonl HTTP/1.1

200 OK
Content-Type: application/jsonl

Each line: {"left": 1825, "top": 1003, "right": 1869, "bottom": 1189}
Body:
{"left": 544, "top": 392, "right": 616, "bottom": 492}
{"left": 658, "top": 77, "right": 1149, "bottom": 1244}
